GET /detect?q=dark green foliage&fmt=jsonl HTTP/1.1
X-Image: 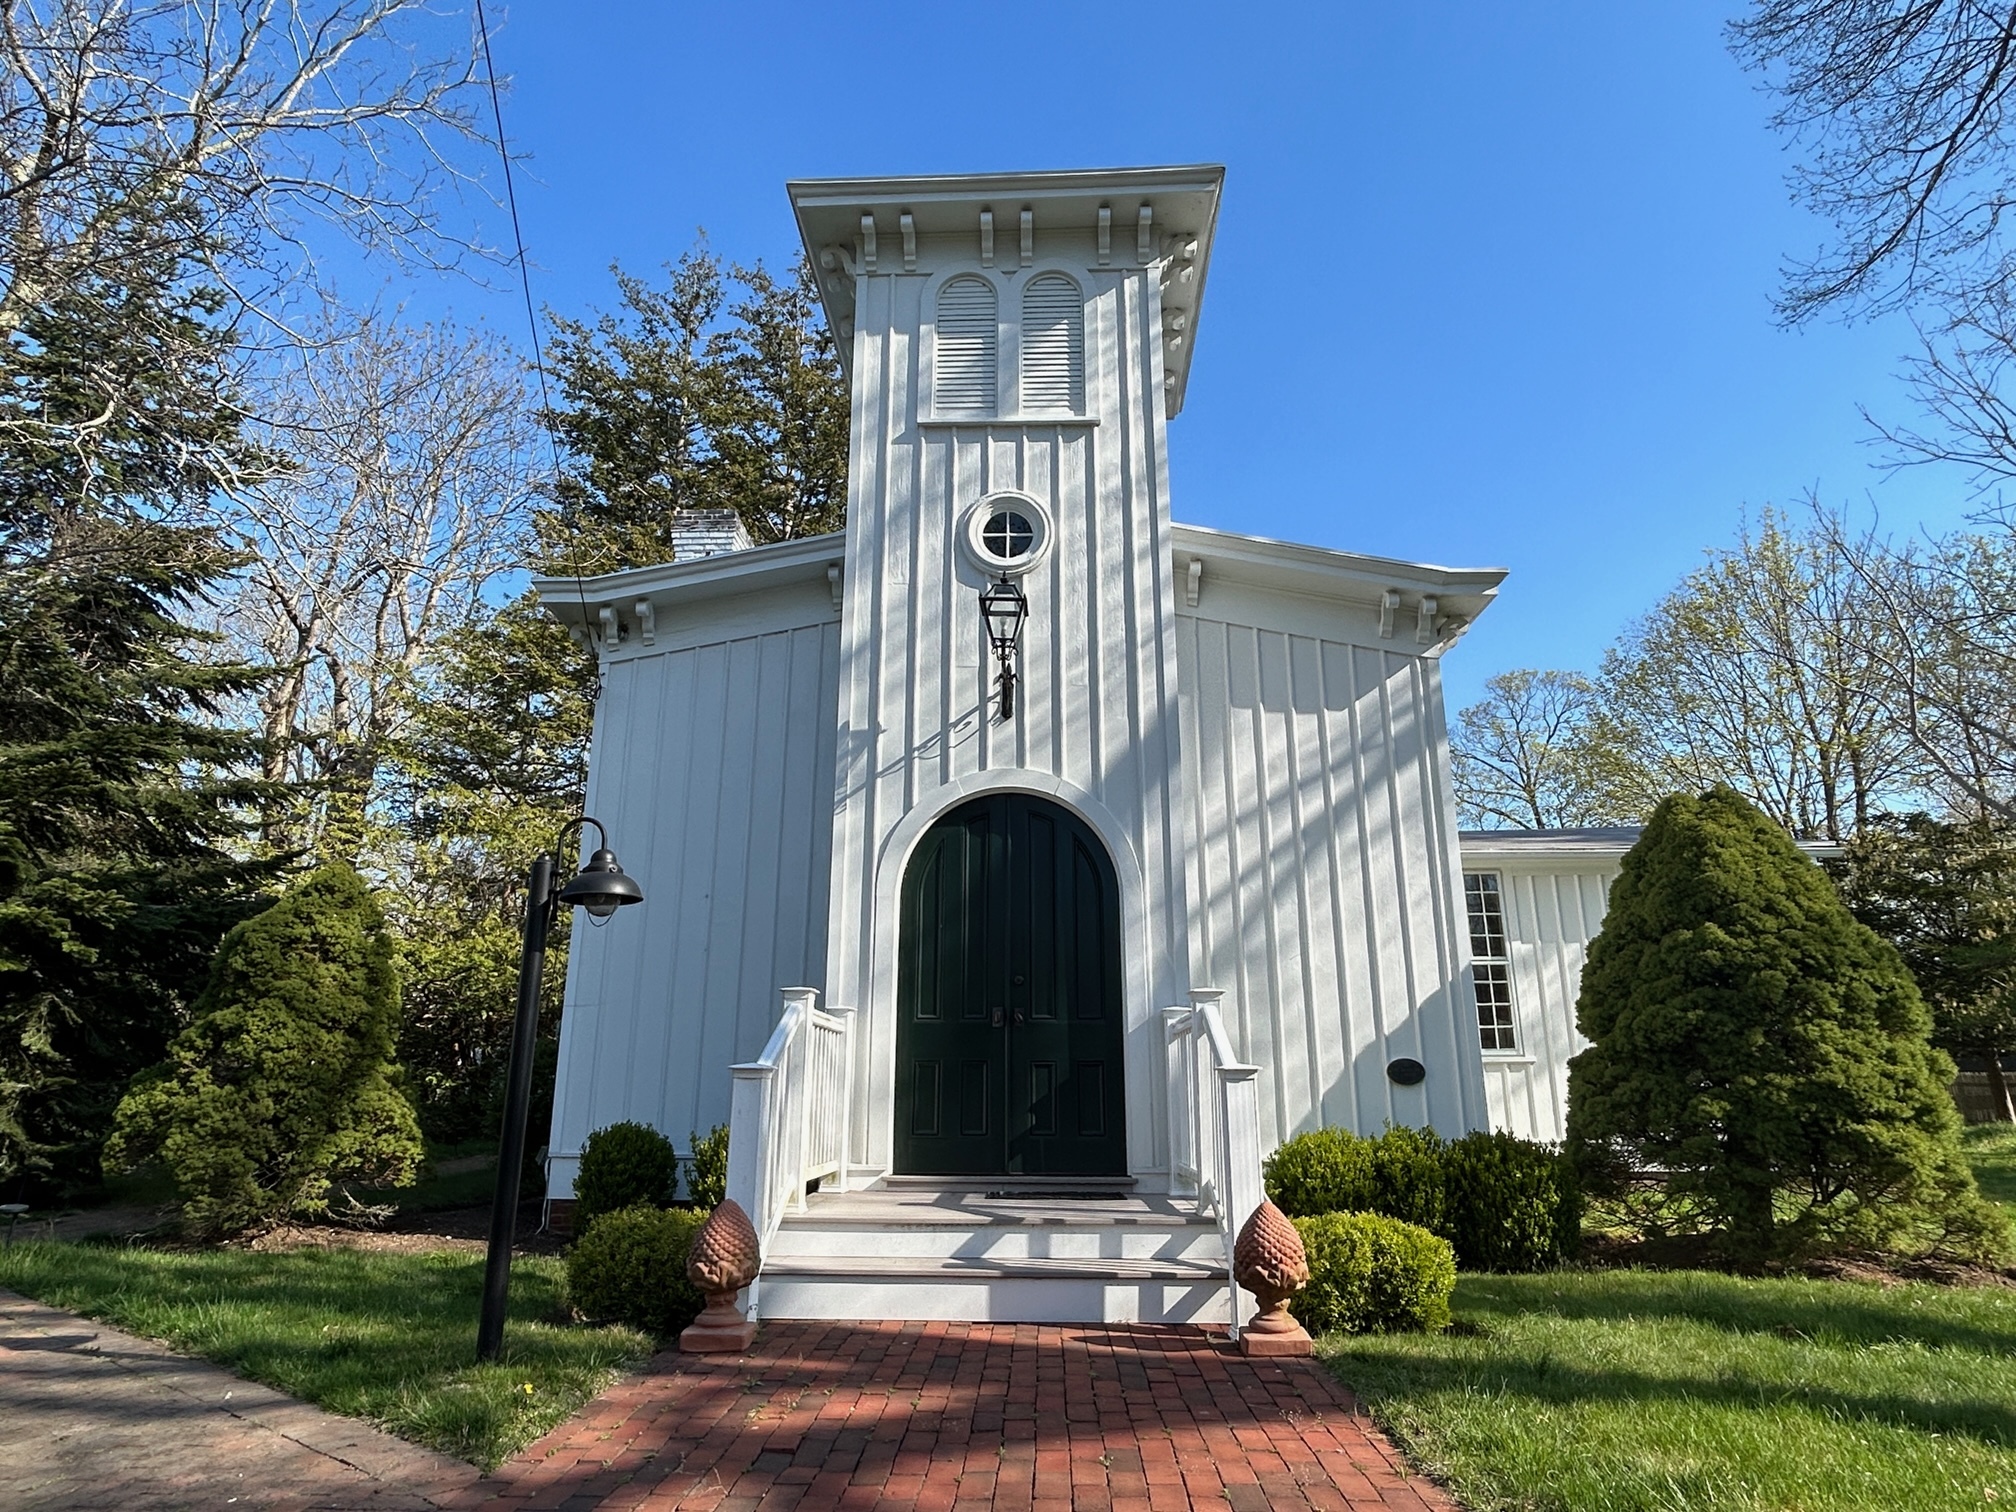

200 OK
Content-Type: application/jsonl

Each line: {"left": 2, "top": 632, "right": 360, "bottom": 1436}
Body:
{"left": 103, "top": 865, "right": 422, "bottom": 1234}
{"left": 1567, "top": 785, "right": 2007, "bottom": 1261}
{"left": 686, "top": 1124, "right": 728, "bottom": 1209}
{"left": 565, "top": 1204, "right": 708, "bottom": 1337}
{"left": 572, "top": 1121, "right": 678, "bottom": 1232}
{"left": 1366, "top": 1125, "right": 1448, "bottom": 1234}
{"left": 539, "top": 248, "right": 848, "bottom": 573}
{"left": 1264, "top": 1127, "right": 1377, "bottom": 1217}
{"left": 0, "top": 225, "right": 276, "bottom": 1197}
{"left": 1267, "top": 1125, "right": 1579, "bottom": 1271}
{"left": 1441, "top": 1130, "right": 1582, "bottom": 1271}
{"left": 1291, "top": 1212, "right": 1455, "bottom": 1335}
{"left": 1833, "top": 813, "right": 2016, "bottom": 1121}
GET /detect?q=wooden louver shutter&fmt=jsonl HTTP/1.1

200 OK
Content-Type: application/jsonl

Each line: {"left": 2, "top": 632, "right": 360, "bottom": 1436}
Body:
{"left": 934, "top": 277, "right": 997, "bottom": 414}
{"left": 1021, "top": 275, "right": 1084, "bottom": 412}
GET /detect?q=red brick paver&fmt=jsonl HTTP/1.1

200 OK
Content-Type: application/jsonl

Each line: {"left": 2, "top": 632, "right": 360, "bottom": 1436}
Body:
{"left": 445, "top": 1321, "right": 1457, "bottom": 1511}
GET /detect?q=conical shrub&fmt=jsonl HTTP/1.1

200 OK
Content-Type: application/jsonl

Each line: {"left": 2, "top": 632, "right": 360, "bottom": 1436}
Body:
{"left": 1566, "top": 785, "right": 2004, "bottom": 1262}
{"left": 106, "top": 864, "right": 422, "bottom": 1235}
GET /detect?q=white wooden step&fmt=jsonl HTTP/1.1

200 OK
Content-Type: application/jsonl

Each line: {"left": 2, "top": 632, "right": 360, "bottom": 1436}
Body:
{"left": 753, "top": 1258, "right": 1232, "bottom": 1325}
{"left": 769, "top": 1189, "right": 1221, "bottom": 1263}
{"left": 752, "top": 1184, "right": 1233, "bottom": 1323}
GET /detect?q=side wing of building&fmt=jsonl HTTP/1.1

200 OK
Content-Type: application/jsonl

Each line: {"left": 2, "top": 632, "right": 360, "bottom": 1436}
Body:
{"left": 534, "top": 538, "right": 846, "bottom": 1197}
{"left": 1172, "top": 524, "right": 1504, "bottom": 1148}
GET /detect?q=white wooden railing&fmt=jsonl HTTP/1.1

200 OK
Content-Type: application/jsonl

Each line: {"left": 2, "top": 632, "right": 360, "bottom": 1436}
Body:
{"left": 1163, "top": 987, "right": 1264, "bottom": 1336}
{"left": 726, "top": 986, "right": 854, "bottom": 1318}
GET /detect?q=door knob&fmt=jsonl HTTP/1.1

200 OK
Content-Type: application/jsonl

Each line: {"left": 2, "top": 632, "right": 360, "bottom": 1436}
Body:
{"left": 991, "top": 1006, "right": 1004, "bottom": 1027}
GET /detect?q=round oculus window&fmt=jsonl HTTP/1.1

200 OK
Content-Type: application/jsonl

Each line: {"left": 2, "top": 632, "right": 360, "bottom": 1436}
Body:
{"left": 981, "top": 510, "right": 1035, "bottom": 561}
{"left": 961, "top": 492, "right": 1053, "bottom": 576}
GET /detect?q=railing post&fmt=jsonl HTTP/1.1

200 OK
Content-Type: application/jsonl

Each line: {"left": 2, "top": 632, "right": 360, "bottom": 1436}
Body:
{"left": 726, "top": 1058, "right": 775, "bottom": 1318}
{"left": 1161, "top": 1006, "right": 1192, "bottom": 1197}
{"left": 829, "top": 1004, "right": 856, "bottom": 1194}
{"left": 1217, "top": 1061, "right": 1263, "bottom": 1337}
{"left": 1190, "top": 988, "right": 1223, "bottom": 1215}
{"left": 781, "top": 988, "right": 819, "bottom": 1216}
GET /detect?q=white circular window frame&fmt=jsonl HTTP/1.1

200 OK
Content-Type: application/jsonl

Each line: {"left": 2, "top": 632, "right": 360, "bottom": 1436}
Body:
{"left": 960, "top": 490, "right": 1053, "bottom": 579}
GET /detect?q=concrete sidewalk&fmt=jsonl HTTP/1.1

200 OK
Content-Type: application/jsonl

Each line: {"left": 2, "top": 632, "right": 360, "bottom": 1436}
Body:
{"left": 0, "top": 1289, "right": 480, "bottom": 1511}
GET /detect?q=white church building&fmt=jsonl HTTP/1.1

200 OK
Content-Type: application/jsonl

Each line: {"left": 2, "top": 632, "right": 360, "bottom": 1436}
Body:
{"left": 535, "top": 166, "right": 1560, "bottom": 1327}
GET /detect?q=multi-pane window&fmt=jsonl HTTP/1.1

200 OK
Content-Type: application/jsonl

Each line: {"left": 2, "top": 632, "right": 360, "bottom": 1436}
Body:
{"left": 1464, "top": 872, "right": 1517, "bottom": 1053}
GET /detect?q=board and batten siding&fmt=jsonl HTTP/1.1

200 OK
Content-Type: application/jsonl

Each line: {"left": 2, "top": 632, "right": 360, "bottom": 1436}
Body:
{"left": 1468, "top": 863, "right": 1615, "bottom": 1143}
{"left": 1176, "top": 610, "right": 1491, "bottom": 1147}
{"left": 547, "top": 616, "right": 842, "bottom": 1194}
{"left": 823, "top": 247, "right": 1194, "bottom": 1181}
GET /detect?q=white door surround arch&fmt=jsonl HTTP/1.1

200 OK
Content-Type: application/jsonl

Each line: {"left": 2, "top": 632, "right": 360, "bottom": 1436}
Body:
{"left": 852, "top": 769, "right": 1166, "bottom": 1182}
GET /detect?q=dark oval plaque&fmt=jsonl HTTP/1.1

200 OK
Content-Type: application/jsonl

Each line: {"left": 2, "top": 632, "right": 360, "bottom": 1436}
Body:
{"left": 1386, "top": 1057, "right": 1427, "bottom": 1086}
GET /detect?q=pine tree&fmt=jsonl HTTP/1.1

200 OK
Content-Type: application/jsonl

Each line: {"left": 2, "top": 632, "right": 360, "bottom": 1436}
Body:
{"left": 1566, "top": 785, "right": 2004, "bottom": 1261}
{"left": 0, "top": 213, "right": 276, "bottom": 1196}
{"left": 105, "top": 864, "right": 422, "bottom": 1235}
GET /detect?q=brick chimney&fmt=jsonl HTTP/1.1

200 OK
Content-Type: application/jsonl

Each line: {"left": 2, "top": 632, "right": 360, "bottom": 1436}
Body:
{"left": 670, "top": 509, "right": 753, "bottom": 561}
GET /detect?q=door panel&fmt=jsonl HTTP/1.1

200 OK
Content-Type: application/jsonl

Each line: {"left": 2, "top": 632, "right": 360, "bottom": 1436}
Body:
{"left": 894, "top": 794, "right": 1126, "bottom": 1177}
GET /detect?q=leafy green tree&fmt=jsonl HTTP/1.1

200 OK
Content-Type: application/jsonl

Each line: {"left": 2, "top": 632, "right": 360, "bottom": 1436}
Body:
{"left": 1595, "top": 510, "right": 1916, "bottom": 839}
{"left": 0, "top": 221, "right": 276, "bottom": 1197}
{"left": 105, "top": 864, "right": 422, "bottom": 1235}
{"left": 539, "top": 247, "right": 847, "bottom": 573}
{"left": 1834, "top": 814, "right": 2016, "bottom": 1121}
{"left": 1566, "top": 785, "right": 2003, "bottom": 1261}
{"left": 1450, "top": 668, "right": 1639, "bottom": 829}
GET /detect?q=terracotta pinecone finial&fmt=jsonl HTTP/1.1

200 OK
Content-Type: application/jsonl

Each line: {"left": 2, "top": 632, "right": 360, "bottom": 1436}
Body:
{"left": 680, "top": 1198, "right": 760, "bottom": 1354}
{"left": 687, "top": 1198, "right": 761, "bottom": 1293}
{"left": 1232, "top": 1199, "right": 1314, "bottom": 1356}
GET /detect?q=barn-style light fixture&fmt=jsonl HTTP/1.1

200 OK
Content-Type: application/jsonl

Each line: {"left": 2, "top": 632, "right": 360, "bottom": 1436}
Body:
{"left": 979, "top": 573, "right": 1028, "bottom": 719}
{"left": 478, "top": 816, "right": 643, "bottom": 1362}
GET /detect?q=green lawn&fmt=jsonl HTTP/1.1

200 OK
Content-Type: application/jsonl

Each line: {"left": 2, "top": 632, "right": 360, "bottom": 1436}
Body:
{"left": 0, "top": 1240, "right": 648, "bottom": 1470}
{"left": 1964, "top": 1123, "right": 2016, "bottom": 1219}
{"left": 1325, "top": 1268, "right": 2016, "bottom": 1512}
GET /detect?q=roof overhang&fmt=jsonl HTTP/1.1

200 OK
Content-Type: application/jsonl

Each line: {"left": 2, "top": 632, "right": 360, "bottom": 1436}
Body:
{"left": 788, "top": 165, "right": 1225, "bottom": 416}
{"left": 1170, "top": 521, "right": 1506, "bottom": 652}
{"left": 532, "top": 531, "right": 846, "bottom": 648}
{"left": 1458, "top": 827, "right": 1846, "bottom": 865}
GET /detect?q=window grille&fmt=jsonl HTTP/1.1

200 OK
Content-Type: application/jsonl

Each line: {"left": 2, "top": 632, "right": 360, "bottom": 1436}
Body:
{"left": 1464, "top": 872, "right": 1518, "bottom": 1053}
{"left": 1020, "top": 274, "right": 1084, "bottom": 412}
{"left": 934, "top": 276, "right": 997, "bottom": 414}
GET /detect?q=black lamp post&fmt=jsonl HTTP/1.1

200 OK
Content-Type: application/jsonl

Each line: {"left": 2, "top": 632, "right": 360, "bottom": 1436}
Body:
{"left": 477, "top": 816, "right": 644, "bottom": 1362}
{"left": 979, "top": 573, "right": 1028, "bottom": 719}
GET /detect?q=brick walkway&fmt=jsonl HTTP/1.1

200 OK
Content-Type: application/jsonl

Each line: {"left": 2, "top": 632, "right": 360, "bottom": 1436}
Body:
{"left": 446, "top": 1321, "right": 1457, "bottom": 1511}
{"left": 0, "top": 1289, "right": 478, "bottom": 1511}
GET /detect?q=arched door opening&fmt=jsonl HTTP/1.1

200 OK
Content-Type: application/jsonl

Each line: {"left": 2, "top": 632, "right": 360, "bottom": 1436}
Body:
{"left": 894, "top": 793, "right": 1126, "bottom": 1177}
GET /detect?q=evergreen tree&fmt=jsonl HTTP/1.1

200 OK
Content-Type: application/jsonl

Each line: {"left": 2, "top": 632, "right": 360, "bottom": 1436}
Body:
{"left": 1566, "top": 785, "right": 2003, "bottom": 1260}
{"left": 539, "top": 247, "right": 847, "bottom": 573}
{"left": 0, "top": 215, "right": 275, "bottom": 1196}
{"left": 105, "top": 864, "right": 422, "bottom": 1235}
{"left": 1833, "top": 813, "right": 2016, "bottom": 1122}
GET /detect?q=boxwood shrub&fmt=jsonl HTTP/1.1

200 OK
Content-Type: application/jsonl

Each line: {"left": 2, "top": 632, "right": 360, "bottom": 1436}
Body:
{"left": 1265, "top": 1124, "right": 1577, "bottom": 1271}
{"left": 573, "top": 1120, "right": 678, "bottom": 1233}
{"left": 686, "top": 1123, "right": 729, "bottom": 1209}
{"left": 1290, "top": 1211, "right": 1455, "bottom": 1334}
{"left": 1442, "top": 1128, "right": 1581, "bottom": 1271}
{"left": 565, "top": 1203, "right": 709, "bottom": 1336}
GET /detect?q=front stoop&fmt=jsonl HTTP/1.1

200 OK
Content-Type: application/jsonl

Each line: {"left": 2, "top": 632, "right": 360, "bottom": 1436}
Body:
{"left": 753, "top": 1185, "right": 1233, "bottom": 1324}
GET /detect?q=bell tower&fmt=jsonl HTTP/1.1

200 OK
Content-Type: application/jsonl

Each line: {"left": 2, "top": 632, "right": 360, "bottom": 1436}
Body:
{"left": 790, "top": 166, "right": 1225, "bottom": 1178}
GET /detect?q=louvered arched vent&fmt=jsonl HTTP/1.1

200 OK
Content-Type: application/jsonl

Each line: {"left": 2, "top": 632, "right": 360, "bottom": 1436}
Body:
{"left": 934, "top": 276, "right": 997, "bottom": 414}
{"left": 1021, "top": 274, "right": 1084, "bottom": 413}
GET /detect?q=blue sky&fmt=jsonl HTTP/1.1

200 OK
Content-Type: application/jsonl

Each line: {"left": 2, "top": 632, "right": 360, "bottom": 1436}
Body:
{"left": 422, "top": 1, "right": 1980, "bottom": 714}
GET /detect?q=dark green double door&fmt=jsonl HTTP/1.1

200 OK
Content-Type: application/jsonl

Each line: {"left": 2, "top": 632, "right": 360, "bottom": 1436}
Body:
{"left": 894, "top": 794, "right": 1127, "bottom": 1177}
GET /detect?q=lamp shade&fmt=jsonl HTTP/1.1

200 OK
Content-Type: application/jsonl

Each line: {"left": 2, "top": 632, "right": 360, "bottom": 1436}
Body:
{"left": 557, "top": 847, "right": 645, "bottom": 918}
{"left": 978, "top": 573, "right": 1027, "bottom": 656}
